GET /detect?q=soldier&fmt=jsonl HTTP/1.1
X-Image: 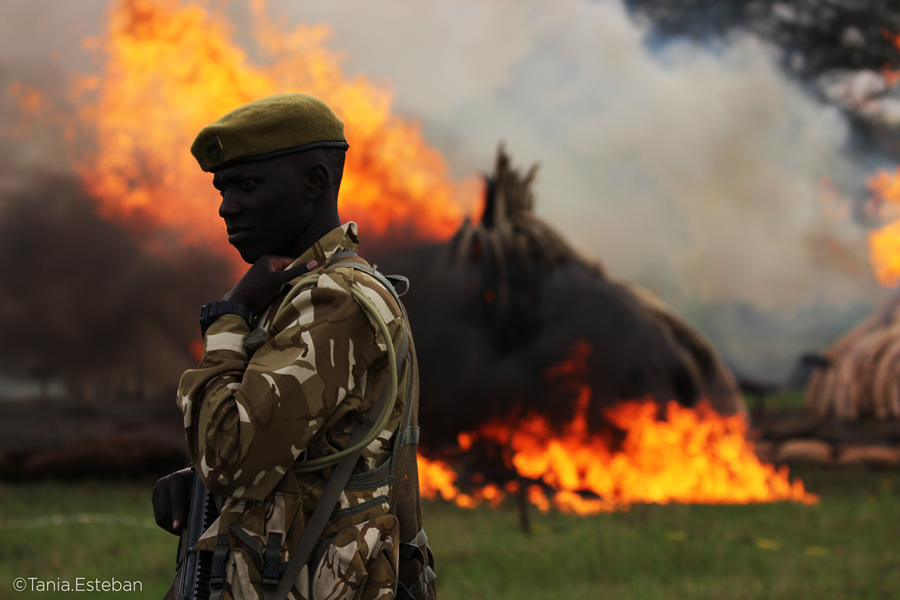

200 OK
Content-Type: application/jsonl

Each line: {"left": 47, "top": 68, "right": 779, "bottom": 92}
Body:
{"left": 153, "top": 94, "right": 434, "bottom": 600}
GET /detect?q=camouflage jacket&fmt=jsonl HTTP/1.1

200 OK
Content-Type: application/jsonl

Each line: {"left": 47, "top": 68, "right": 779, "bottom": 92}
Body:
{"left": 177, "top": 223, "right": 410, "bottom": 600}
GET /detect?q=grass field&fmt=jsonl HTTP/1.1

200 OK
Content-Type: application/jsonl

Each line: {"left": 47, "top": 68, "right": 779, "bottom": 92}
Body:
{"left": 0, "top": 467, "right": 897, "bottom": 600}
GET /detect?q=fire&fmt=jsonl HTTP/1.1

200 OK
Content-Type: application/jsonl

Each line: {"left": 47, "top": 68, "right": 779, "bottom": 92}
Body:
{"left": 867, "top": 33, "right": 900, "bottom": 286}
{"left": 416, "top": 455, "right": 505, "bottom": 509}
{"left": 418, "top": 343, "right": 816, "bottom": 515}
{"left": 9, "top": 0, "right": 818, "bottom": 516}
{"left": 416, "top": 454, "right": 460, "bottom": 503}
{"left": 72, "top": 0, "right": 475, "bottom": 267}
{"left": 867, "top": 167, "right": 900, "bottom": 286}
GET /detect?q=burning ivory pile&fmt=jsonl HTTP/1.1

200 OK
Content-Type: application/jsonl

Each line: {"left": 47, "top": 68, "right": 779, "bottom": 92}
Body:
{"left": 389, "top": 148, "right": 817, "bottom": 516}
{"left": 400, "top": 146, "right": 748, "bottom": 439}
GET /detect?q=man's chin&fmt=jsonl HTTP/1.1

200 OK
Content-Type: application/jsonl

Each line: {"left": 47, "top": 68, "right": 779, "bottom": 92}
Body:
{"left": 232, "top": 243, "right": 261, "bottom": 265}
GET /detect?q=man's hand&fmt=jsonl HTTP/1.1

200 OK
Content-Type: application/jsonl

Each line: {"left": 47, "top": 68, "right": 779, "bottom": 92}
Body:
{"left": 152, "top": 467, "right": 193, "bottom": 535}
{"left": 224, "top": 255, "right": 319, "bottom": 313}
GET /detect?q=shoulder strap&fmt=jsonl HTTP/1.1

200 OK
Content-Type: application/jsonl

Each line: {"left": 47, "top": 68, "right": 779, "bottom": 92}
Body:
{"left": 271, "top": 331, "right": 410, "bottom": 600}
{"left": 329, "top": 249, "right": 410, "bottom": 298}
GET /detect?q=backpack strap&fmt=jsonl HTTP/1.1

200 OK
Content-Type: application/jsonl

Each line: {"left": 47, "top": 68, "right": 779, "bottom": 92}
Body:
{"left": 329, "top": 250, "right": 410, "bottom": 298}
{"left": 208, "top": 534, "right": 230, "bottom": 600}
{"left": 396, "top": 528, "right": 437, "bottom": 599}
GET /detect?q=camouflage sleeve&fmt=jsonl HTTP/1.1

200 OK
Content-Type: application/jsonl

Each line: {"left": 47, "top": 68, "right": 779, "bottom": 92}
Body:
{"left": 176, "top": 268, "right": 402, "bottom": 502}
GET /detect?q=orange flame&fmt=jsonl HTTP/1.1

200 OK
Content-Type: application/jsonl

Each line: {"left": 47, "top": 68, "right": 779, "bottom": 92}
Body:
{"left": 867, "top": 33, "right": 900, "bottom": 285}
{"left": 418, "top": 343, "right": 816, "bottom": 515}
{"left": 74, "top": 0, "right": 475, "bottom": 267}
{"left": 867, "top": 167, "right": 900, "bottom": 286}
{"left": 416, "top": 454, "right": 460, "bottom": 503}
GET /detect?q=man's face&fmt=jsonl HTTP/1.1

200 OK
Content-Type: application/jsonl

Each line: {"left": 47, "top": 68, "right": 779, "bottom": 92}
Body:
{"left": 213, "top": 154, "right": 315, "bottom": 264}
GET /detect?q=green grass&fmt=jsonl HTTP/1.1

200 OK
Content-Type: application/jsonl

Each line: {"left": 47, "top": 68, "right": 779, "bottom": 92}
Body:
{"left": 431, "top": 467, "right": 900, "bottom": 600}
{"left": 0, "top": 480, "right": 175, "bottom": 599}
{"left": 1, "top": 468, "right": 899, "bottom": 600}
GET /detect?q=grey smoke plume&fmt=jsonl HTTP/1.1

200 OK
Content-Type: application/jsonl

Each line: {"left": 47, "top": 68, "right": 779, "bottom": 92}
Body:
{"left": 274, "top": 0, "right": 890, "bottom": 378}
{"left": 282, "top": 1, "right": 872, "bottom": 296}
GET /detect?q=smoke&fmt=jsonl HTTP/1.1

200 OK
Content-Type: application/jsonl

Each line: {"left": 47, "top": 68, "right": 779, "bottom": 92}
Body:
{"left": 0, "top": 0, "right": 892, "bottom": 380}
{"left": 0, "top": 15, "right": 234, "bottom": 398}
{"left": 279, "top": 1, "right": 868, "bottom": 294}
{"left": 0, "top": 170, "right": 232, "bottom": 399}
{"left": 269, "top": 0, "right": 888, "bottom": 378}
{"left": 387, "top": 250, "right": 742, "bottom": 447}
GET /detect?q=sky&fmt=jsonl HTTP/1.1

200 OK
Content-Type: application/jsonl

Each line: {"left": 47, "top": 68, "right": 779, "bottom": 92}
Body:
{"left": 0, "top": 0, "right": 892, "bottom": 379}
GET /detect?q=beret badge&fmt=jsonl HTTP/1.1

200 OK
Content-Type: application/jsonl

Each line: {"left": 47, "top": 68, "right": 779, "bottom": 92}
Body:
{"left": 204, "top": 137, "right": 224, "bottom": 165}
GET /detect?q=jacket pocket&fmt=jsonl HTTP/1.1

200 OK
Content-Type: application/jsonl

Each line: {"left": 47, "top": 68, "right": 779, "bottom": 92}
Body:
{"left": 309, "top": 514, "right": 399, "bottom": 600}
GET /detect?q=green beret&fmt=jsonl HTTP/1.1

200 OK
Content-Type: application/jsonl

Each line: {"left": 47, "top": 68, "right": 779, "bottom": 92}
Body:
{"left": 191, "top": 93, "right": 348, "bottom": 172}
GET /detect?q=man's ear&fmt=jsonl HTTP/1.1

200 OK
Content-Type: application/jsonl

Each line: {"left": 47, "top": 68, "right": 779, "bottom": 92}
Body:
{"left": 305, "top": 163, "right": 329, "bottom": 198}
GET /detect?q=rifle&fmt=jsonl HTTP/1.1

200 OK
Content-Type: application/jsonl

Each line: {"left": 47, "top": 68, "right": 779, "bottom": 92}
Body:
{"left": 176, "top": 470, "right": 219, "bottom": 600}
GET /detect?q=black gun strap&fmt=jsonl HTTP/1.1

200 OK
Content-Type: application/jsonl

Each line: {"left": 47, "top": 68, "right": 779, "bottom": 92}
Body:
{"left": 272, "top": 329, "right": 409, "bottom": 600}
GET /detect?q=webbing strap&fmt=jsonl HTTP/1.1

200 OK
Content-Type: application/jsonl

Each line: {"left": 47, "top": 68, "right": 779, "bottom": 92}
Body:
{"left": 393, "top": 582, "right": 416, "bottom": 600}
{"left": 271, "top": 331, "right": 410, "bottom": 600}
{"left": 227, "top": 522, "right": 263, "bottom": 556}
{"left": 393, "top": 563, "right": 436, "bottom": 600}
{"left": 223, "top": 526, "right": 282, "bottom": 599}
{"left": 398, "top": 528, "right": 431, "bottom": 566}
{"left": 410, "top": 528, "right": 429, "bottom": 548}
{"left": 397, "top": 528, "right": 436, "bottom": 600}
{"left": 329, "top": 250, "right": 410, "bottom": 299}
{"left": 408, "top": 565, "right": 437, "bottom": 598}
{"left": 262, "top": 532, "right": 283, "bottom": 597}
{"left": 208, "top": 533, "right": 230, "bottom": 600}
{"left": 407, "top": 529, "right": 437, "bottom": 599}
{"left": 394, "top": 426, "right": 420, "bottom": 448}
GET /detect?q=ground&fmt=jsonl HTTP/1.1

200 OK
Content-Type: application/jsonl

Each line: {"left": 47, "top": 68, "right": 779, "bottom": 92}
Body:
{"left": 0, "top": 467, "right": 896, "bottom": 600}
